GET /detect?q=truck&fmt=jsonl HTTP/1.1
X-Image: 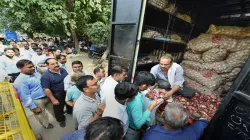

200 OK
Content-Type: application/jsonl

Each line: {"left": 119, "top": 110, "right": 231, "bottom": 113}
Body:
{"left": 108, "top": 0, "right": 250, "bottom": 139}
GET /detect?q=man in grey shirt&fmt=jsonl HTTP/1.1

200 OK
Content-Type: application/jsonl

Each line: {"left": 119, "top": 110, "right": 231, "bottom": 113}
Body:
{"left": 73, "top": 75, "right": 105, "bottom": 130}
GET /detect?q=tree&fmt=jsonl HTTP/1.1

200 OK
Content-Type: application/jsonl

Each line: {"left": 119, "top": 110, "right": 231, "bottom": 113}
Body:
{"left": 0, "top": 0, "right": 111, "bottom": 53}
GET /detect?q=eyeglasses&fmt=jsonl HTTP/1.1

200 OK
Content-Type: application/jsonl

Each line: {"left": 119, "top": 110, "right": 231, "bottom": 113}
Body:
{"left": 87, "top": 81, "right": 98, "bottom": 87}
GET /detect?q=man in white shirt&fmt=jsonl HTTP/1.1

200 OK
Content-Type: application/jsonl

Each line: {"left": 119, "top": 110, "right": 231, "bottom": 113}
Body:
{"left": 31, "top": 48, "right": 47, "bottom": 68}
{"left": 64, "top": 60, "right": 88, "bottom": 91}
{"left": 13, "top": 48, "right": 29, "bottom": 60}
{"left": 100, "top": 65, "right": 128, "bottom": 102}
{"left": 93, "top": 66, "right": 106, "bottom": 89}
{"left": 102, "top": 82, "right": 138, "bottom": 136}
{"left": 56, "top": 54, "right": 68, "bottom": 72}
{"left": 20, "top": 41, "right": 32, "bottom": 60}
{"left": 0, "top": 48, "right": 20, "bottom": 82}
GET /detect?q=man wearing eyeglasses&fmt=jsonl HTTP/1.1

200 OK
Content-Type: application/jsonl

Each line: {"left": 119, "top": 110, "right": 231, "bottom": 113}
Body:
{"left": 150, "top": 54, "right": 194, "bottom": 99}
{"left": 73, "top": 75, "right": 105, "bottom": 130}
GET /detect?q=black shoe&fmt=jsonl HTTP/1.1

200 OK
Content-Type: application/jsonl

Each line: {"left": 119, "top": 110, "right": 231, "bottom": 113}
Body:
{"left": 44, "top": 123, "right": 54, "bottom": 129}
{"left": 59, "top": 121, "right": 66, "bottom": 127}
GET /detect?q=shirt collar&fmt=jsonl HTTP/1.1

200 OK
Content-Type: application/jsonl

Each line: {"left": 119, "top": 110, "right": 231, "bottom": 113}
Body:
{"left": 81, "top": 93, "right": 98, "bottom": 103}
{"left": 154, "top": 123, "right": 183, "bottom": 134}
{"left": 71, "top": 70, "right": 86, "bottom": 75}
{"left": 109, "top": 76, "right": 119, "bottom": 84}
{"left": 48, "top": 69, "right": 62, "bottom": 75}
{"left": 112, "top": 98, "right": 127, "bottom": 112}
{"left": 20, "top": 73, "right": 37, "bottom": 78}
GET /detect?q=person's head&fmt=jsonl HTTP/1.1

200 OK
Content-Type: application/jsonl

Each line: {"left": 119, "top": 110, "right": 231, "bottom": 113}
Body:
{"left": 35, "top": 48, "right": 43, "bottom": 55}
{"left": 93, "top": 67, "right": 105, "bottom": 78}
{"left": 53, "top": 48, "right": 61, "bottom": 56}
{"left": 4, "top": 48, "right": 15, "bottom": 58}
{"left": 10, "top": 41, "right": 16, "bottom": 47}
{"left": 115, "top": 82, "right": 138, "bottom": 103}
{"left": 164, "top": 102, "right": 188, "bottom": 130}
{"left": 44, "top": 48, "right": 52, "bottom": 55}
{"left": 22, "top": 41, "right": 29, "bottom": 50}
{"left": 157, "top": 79, "right": 171, "bottom": 90}
{"left": 31, "top": 43, "right": 38, "bottom": 51}
{"left": 111, "top": 66, "right": 128, "bottom": 82}
{"left": 160, "top": 54, "right": 173, "bottom": 71}
{"left": 56, "top": 54, "right": 67, "bottom": 64}
{"left": 134, "top": 71, "right": 156, "bottom": 91}
{"left": 16, "top": 41, "right": 22, "bottom": 48}
{"left": 75, "top": 75, "right": 99, "bottom": 94}
{"left": 72, "top": 60, "right": 83, "bottom": 73}
{"left": 71, "top": 72, "right": 85, "bottom": 84}
{"left": 13, "top": 48, "right": 20, "bottom": 57}
{"left": 45, "top": 58, "right": 60, "bottom": 71}
{"left": 16, "top": 59, "right": 35, "bottom": 75}
{"left": 85, "top": 117, "right": 124, "bottom": 140}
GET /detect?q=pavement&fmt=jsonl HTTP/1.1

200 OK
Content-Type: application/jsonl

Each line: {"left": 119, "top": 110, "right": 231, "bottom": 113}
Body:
{"left": 24, "top": 108, "right": 74, "bottom": 140}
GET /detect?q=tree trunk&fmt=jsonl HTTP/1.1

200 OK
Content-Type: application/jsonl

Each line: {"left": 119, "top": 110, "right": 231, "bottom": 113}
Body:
{"left": 66, "top": 0, "right": 80, "bottom": 53}
{"left": 71, "top": 28, "right": 80, "bottom": 53}
{"left": 27, "top": 31, "right": 34, "bottom": 39}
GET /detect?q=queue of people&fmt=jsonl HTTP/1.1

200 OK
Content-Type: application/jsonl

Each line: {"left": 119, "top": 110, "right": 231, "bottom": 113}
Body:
{"left": 0, "top": 39, "right": 209, "bottom": 140}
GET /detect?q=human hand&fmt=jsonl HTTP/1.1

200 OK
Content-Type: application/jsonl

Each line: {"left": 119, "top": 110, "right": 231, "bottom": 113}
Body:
{"left": 151, "top": 97, "right": 164, "bottom": 107}
{"left": 51, "top": 99, "right": 60, "bottom": 105}
{"left": 5, "top": 76, "right": 12, "bottom": 82}
{"left": 97, "top": 103, "right": 105, "bottom": 115}
{"left": 159, "top": 89, "right": 172, "bottom": 99}
{"left": 32, "top": 107, "right": 42, "bottom": 115}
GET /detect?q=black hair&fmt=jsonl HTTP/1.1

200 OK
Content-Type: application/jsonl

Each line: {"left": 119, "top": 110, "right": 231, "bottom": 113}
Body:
{"left": 42, "top": 43, "right": 48, "bottom": 48}
{"left": 84, "top": 117, "right": 124, "bottom": 140}
{"left": 93, "top": 67, "right": 104, "bottom": 74}
{"left": 4, "top": 48, "right": 14, "bottom": 52}
{"left": 157, "top": 79, "right": 171, "bottom": 90}
{"left": 72, "top": 60, "right": 83, "bottom": 66}
{"left": 36, "top": 47, "right": 43, "bottom": 51}
{"left": 16, "top": 59, "right": 33, "bottom": 68}
{"left": 31, "top": 43, "right": 38, "bottom": 47}
{"left": 115, "top": 82, "right": 138, "bottom": 100}
{"left": 13, "top": 48, "right": 20, "bottom": 52}
{"left": 56, "top": 54, "right": 66, "bottom": 60}
{"left": 75, "top": 75, "right": 94, "bottom": 92}
{"left": 122, "top": 66, "right": 128, "bottom": 72}
{"left": 44, "top": 58, "right": 55, "bottom": 65}
{"left": 134, "top": 71, "right": 156, "bottom": 86}
{"left": 111, "top": 65, "right": 123, "bottom": 76}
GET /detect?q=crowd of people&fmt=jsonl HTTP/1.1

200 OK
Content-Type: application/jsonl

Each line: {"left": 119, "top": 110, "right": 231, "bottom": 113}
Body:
{"left": 0, "top": 38, "right": 209, "bottom": 140}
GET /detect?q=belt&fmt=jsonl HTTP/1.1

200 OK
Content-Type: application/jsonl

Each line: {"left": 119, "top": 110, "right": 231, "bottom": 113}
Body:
{"left": 36, "top": 96, "right": 47, "bottom": 100}
{"left": 129, "top": 126, "right": 140, "bottom": 132}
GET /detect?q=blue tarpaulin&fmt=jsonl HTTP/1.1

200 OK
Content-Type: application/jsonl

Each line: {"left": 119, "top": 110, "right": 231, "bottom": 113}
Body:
{"left": 4, "top": 32, "right": 18, "bottom": 41}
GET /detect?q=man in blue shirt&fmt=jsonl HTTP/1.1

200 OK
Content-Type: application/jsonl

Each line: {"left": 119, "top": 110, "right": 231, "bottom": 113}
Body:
{"left": 14, "top": 59, "right": 54, "bottom": 129}
{"left": 143, "top": 102, "right": 209, "bottom": 140}
{"left": 41, "top": 58, "right": 68, "bottom": 127}
{"left": 126, "top": 71, "right": 163, "bottom": 140}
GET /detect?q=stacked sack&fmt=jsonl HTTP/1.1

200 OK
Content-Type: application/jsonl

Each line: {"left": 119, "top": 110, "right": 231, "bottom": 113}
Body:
{"left": 182, "top": 25, "right": 250, "bottom": 96}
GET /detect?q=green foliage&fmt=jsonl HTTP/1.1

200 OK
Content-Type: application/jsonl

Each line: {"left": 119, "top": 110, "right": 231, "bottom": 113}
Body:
{"left": 86, "top": 21, "right": 110, "bottom": 44}
{"left": 0, "top": 0, "right": 111, "bottom": 44}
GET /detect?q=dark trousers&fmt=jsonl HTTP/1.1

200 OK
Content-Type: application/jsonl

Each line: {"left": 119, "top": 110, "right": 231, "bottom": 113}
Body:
{"left": 53, "top": 93, "right": 66, "bottom": 122}
{"left": 8, "top": 72, "right": 20, "bottom": 83}
{"left": 157, "top": 79, "right": 195, "bottom": 98}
